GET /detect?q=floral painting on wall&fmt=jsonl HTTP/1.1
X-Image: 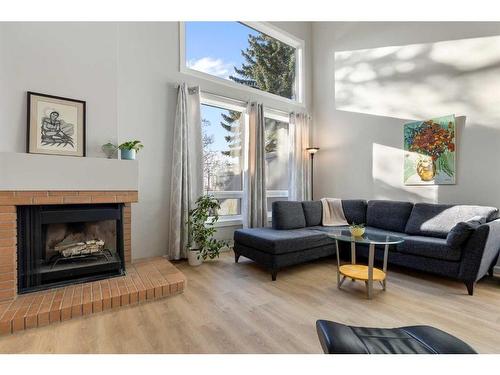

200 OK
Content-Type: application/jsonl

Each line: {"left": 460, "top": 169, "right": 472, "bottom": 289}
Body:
{"left": 404, "top": 115, "right": 456, "bottom": 185}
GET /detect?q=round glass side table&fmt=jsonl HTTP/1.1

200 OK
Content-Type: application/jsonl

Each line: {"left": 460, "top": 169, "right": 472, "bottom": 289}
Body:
{"left": 327, "top": 230, "right": 405, "bottom": 299}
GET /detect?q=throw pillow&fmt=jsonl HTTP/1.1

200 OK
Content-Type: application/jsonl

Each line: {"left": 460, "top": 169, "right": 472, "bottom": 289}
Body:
{"left": 272, "top": 201, "right": 306, "bottom": 230}
{"left": 446, "top": 221, "right": 477, "bottom": 248}
{"left": 468, "top": 215, "right": 486, "bottom": 225}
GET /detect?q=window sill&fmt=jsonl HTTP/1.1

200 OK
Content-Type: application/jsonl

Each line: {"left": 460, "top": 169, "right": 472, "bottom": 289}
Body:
{"left": 207, "top": 215, "right": 273, "bottom": 228}
{"left": 181, "top": 66, "right": 306, "bottom": 108}
{"left": 209, "top": 216, "right": 243, "bottom": 228}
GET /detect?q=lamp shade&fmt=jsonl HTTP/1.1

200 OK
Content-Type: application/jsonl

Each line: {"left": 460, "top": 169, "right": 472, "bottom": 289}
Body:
{"left": 306, "top": 147, "right": 320, "bottom": 155}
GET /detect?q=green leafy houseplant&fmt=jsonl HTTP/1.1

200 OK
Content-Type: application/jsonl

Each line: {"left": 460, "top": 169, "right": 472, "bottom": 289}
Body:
{"left": 119, "top": 140, "right": 144, "bottom": 152}
{"left": 186, "top": 195, "right": 228, "bottom": 261}
{"left": 119, "top": 140, "right": 144, "bottom": 160}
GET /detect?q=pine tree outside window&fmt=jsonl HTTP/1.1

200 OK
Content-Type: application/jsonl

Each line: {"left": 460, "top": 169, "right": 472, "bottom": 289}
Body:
{"left": 182, "top": 22, "right": 304, "bottom": 103}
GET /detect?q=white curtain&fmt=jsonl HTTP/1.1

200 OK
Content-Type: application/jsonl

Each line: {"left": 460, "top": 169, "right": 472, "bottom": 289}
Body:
{"left": 167, "top": 84, "right": 203, "bottom": 260}
{"left": 289, "top": 112, "right": 311, "bottom": 201}
{"left": 242, "top": 102, "right": 268, "bottom": 228}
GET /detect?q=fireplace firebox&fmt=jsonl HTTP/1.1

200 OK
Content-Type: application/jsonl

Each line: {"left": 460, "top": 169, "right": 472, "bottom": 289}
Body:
{"left": 17, "top": 204, "right": 125, "bottom": 293}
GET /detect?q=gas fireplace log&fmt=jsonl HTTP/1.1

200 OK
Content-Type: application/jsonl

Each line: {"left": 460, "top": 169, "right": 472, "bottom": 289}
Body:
{"left": 54, "top": 242, "right": 85, "bottom": 252}
{"left": 54, "top": 239, "right": 105, "bottom": 258}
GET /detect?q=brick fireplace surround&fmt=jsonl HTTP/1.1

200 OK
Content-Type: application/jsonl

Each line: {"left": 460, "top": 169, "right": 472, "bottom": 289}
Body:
{"left": 0, "top": 190, "right": 186, "bottom": 335}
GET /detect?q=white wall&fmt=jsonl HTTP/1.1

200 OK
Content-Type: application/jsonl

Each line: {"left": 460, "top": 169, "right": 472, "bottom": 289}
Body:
{"left": 0, "top": 22, "right": 312, "bottom": 259}
{"left": 312, "top": 22, "right": 500, "bottom": 209}
{"left": 0, "top": 23, "right": 119, "bottom": 156}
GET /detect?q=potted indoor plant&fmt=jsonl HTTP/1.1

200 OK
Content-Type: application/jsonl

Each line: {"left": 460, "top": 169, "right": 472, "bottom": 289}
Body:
{"left": 186, "top": 194, "right": 227, "bottom": 266}
{"left": 119, "top": 140, "right": 144, "bottom": 160}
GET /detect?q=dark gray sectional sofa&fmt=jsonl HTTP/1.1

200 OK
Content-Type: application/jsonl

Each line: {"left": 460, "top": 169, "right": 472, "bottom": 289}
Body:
{"left": 233, "top": 200, "right": 500, "bottom": 295}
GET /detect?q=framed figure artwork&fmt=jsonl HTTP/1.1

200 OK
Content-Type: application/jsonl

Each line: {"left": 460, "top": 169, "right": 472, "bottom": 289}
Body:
{"left": 27, "top": 92, "right": 86, "bottom": 157}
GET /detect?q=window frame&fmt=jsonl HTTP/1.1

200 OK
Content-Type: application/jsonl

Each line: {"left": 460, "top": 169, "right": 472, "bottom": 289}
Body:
{"left": 200, "top": 92, "right": 292, "bottom": 227}
{"left": 180, "top": 21, "right": 305, "bottom": 106}
{"left": 200, "top": 92, "right": 247, "bottom": 227}
{"left": 263, "top": 110, "right": 290, "bottom": 220}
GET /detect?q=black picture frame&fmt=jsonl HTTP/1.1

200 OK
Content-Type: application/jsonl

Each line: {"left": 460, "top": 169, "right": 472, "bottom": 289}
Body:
{"left": 27, "top": 91, "right": 86, "bottom": 157}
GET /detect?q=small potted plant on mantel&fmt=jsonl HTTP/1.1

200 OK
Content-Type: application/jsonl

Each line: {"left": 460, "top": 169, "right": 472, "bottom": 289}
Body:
{"left": 186, "top": 194, "right": 228, "bottom": 266}
{"left": 119, "top": 140, "right": 144, "bottom": 160}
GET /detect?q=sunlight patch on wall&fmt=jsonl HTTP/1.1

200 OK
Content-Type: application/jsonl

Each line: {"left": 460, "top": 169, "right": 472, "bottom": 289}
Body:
{"left": 372, "top": 143, "right": 438, "bottom": 202}
{"left": 335, "top": 35, "right": 500, "bottom": 127}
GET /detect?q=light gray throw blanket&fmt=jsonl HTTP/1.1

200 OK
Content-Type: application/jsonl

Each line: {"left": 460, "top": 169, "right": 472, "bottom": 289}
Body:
{"left": 321, "top": 198, "right": 349, "bottom": 226}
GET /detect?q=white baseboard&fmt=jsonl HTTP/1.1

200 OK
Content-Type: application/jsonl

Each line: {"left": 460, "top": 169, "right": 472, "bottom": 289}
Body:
{"left": 494, "top": 265, "right": 500, "bottom": 277}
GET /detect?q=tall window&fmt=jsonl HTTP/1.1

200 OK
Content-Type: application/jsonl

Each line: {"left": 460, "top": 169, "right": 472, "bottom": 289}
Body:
{"left": 201, "top": 94, "right": 291, "bottom": 222}
{"left": 201, "top": 101, "right": 244, "bottom": 218}
{"left": 183, "top": 22, "right": 303, "bottom": 102}
{"left": 264, "top": 114, "right": 290, "bottom": 213}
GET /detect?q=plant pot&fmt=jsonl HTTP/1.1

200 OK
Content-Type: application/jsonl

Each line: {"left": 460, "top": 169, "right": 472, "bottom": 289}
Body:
{"left": 121, "top": 149, "right": 136, "bottom": 160}
{"left": 187, "top": 249, "right": 203, "bottom": 266}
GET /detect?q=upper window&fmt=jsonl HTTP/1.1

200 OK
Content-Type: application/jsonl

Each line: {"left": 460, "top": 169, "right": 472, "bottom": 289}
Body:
{"left": 183, "top": 22, "right": 302, "bottom": 102}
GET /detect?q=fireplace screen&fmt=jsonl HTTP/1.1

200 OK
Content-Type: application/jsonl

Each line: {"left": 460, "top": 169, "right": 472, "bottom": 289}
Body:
{"left": 17, "top": 204, "right": 125, "bottom": 293}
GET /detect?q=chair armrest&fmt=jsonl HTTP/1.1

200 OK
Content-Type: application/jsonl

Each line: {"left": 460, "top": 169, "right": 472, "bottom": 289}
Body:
{"left": 459, "top": 218, "right": 500, "bottom": 282}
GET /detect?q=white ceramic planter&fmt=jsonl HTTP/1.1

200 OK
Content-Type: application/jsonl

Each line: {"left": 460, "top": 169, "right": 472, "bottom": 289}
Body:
{"left": 187, "top": 249, "right": 203, "bottom": 266}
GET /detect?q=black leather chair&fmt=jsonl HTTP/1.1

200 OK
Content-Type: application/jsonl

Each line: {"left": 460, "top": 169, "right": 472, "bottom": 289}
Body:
{"left": 316, "top": 320, "right": 477, "bottom": 354}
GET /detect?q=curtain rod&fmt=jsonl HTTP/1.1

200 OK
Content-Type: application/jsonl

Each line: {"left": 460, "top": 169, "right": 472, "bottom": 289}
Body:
{"left": 200, "top": 90, "right": 247, "bottom": 108}
{"left": 173, "top": 82, "right": 300, "bottom": 118}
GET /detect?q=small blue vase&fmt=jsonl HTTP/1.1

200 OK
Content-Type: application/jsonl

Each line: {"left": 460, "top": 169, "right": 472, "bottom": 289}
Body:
{"left": 120, "top": 149, "right": 136, "bottom": 160}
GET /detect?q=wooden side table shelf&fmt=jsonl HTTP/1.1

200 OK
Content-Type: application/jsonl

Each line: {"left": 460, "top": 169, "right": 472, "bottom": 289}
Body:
{"left": 327, "top": 231, "right": 404, "bottom": 299}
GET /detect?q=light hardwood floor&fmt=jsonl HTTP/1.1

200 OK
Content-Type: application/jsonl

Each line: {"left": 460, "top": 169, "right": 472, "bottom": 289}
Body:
{"left": 0, "top": 251, "right": 499, "bottom": 353}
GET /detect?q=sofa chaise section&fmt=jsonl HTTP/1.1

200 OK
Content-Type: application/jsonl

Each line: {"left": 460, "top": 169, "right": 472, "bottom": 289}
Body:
{"left": 233, "top": 204, "right": 337, "bottom": 280}
{"left": 233, "top": 200, "right": 365, "bottom": 281}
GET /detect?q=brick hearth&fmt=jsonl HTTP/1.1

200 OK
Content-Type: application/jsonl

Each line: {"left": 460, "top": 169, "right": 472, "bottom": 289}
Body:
{"left": 0, "top": 190, "right": 186, "bottom": 336}
{"left": 0, "top": 257, "right": 185, "bottom": 335}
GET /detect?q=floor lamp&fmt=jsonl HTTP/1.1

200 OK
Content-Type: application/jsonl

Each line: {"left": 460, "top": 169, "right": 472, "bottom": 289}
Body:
{"left": 306, "top": 147, "right": 320, "bottom": 200}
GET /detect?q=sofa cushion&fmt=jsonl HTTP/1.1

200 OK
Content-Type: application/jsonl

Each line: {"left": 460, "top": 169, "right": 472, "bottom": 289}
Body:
{"left": 234, "top": 228, "right": 334, "bottom": 255}
{"left": 446, "top": 222, "right": 478, "bottom": 249}
{"left": 342, "top": 199, "right": 368, "bottom": 225}
{"left": 366, "top": 200, "right": 414, "bottom": 233}
{"left": 272, "top": 201, "right": 306, "bottom": 230}
{"left": 468, "top": 215, "right": 486, "bottom": 225}
{"left": 405, "top": 203, "right": 498, "bottom": 238}
{"left": 397, "top": 235, "right": 462, "bottom": 262}
{"left": 302, "top": 201, "right": 322, "bottom": 227}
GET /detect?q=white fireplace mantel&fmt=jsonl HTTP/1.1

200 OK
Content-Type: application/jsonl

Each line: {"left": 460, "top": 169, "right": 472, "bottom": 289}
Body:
{"left": 0, "top": 152, "right": 138, "bottom": 191}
